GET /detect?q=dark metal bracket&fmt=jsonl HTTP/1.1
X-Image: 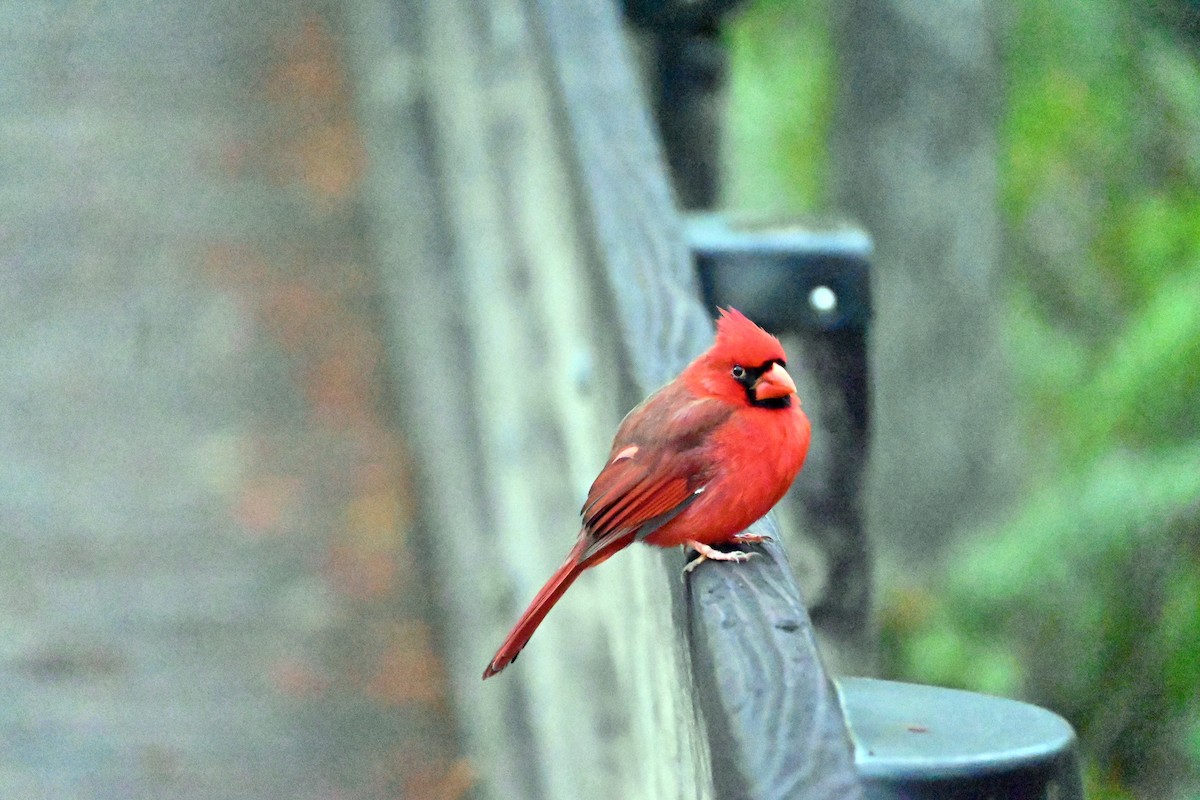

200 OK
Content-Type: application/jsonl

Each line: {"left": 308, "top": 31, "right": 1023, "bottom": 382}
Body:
{"left": 688, "top": 212, "right": 873, "bottom": 655}
{"left": 687, "top": 213, "right": 872, "bottom": 334}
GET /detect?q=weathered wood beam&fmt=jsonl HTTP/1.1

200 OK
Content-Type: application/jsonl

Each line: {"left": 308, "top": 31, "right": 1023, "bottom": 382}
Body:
{"left": 347, "top": 0, "right": 862, "bottom": 796}
{"left": 347, "top": 0, "right": 707, "bottom": 796}
{"left": 689, "top": 517, "right": 862, "bottom": 800}
{"left": 529, "top": 1, "right": 863, "bottom": 798}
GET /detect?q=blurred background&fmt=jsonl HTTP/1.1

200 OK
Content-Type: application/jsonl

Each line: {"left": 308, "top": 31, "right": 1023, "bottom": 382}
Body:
{"left": 722, "top": 1, "right": 1200, "bottom": 798}
{"left": 1, "top": 0, "right": 1197, "bottom": 799}
{"left": 0, "top": 3, "right": 465, "bottom": 798}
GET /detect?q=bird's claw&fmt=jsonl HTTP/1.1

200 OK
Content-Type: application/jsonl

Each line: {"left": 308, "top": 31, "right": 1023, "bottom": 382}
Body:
{"left": 732, "top": 531, "right": 772, "bottom": 544}
{"left": 683, "top": 540, "right": 758, "bottom": 573}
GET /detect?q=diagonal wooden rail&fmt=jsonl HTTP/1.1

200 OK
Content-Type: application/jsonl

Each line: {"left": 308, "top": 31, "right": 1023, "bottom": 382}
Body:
{"left": 346, "top": 0, "right": 862, "bottom": 797}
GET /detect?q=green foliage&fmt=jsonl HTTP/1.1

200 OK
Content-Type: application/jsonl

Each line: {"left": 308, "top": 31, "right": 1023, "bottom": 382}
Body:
{"left": 890, "top": 448, "right": 1200, "bottom": 735}
{"left": 935, "top": 1, "right": 1200, "bottom": 794}
{"left": 725, "top": 0, "right": 1200, "bottom": 796}
{"left": 724, "top": 0, "right": 832, "bottom": 213}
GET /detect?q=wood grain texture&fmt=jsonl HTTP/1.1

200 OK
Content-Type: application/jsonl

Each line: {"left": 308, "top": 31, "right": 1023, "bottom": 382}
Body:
{"left": 529, "top": 0, "right": 714, "bottom": 391}
{"left": 343, "top": 2, "right": 530, "bottom": 795}
{"left": 689, "top": 515, "right": 863, "bottom": 800}
{"left": 419, "top": 1, "right": 702, "bottom": 796}
{"left": 530, "top": 1, "right": 863, "bottom": 798}
{"left": 348, "top": 0, "right": 863, "bottom": 796}
{"left": 348, "top": 0, "right": 706, "bottom": 797}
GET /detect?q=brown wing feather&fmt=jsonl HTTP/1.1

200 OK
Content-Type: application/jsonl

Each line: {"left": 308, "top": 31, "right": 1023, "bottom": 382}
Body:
{"left": 584, "top": 461, "right": 690, "bottom": 539}
{"left": 577, "top": 390, "right": 732, "bottom": 561}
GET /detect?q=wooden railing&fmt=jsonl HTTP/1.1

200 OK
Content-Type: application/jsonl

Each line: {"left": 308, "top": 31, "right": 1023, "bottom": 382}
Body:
{"left": 346, "top": 1, "right": 863, "bottom": 797}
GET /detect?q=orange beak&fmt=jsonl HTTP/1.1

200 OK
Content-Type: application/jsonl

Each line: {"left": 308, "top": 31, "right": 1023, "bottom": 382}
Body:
{"left": 753, "top": 362, "right": 797, "bottom": 401}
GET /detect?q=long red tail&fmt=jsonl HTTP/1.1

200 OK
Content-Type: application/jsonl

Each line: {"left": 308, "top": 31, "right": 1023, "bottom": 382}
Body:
{"left": 483, "top": 540, "right": 589, "bottom": 679}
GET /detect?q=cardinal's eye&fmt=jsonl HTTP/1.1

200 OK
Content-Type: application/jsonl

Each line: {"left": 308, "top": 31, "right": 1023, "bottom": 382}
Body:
{"left": 731, "top": 365, "right": 746, "bottom": 380}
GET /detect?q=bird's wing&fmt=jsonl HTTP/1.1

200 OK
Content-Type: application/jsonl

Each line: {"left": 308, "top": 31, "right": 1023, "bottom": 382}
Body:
{"left": 577, "top": 393, "right": 731, "bottom": 562}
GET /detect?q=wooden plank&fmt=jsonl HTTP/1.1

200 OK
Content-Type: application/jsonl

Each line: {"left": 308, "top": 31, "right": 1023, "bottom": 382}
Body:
{"left": 528, "top": 2, "right": 864, "bottom": 799}
{"left": 419, "top": 1, "right": 708, "bottom": 797}
{"left": 340, "top": 2, "right": 539, "bottom": 795}
{"left": 346, "top": 1, "right": 707, "bottom": 797}
{"left": 527, "top": 0, "right": 715, "bottom": 389}
{"left": 348, "top": 0, "right": 863, "bottom": 796}
{"left": 689, "top": 517, "right": 863, "bottom": 800}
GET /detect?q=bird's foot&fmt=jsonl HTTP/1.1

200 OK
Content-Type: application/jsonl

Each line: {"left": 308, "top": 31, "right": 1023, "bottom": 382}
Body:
{"left": 731, "top": 531, "right": 772, "bottom": 544}
{"left": 683, "top": 540, "right": 756, "bottom": 573}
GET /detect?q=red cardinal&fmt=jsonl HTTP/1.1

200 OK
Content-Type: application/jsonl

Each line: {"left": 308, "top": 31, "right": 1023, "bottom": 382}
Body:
{"left": 483, "top": 308, "right": 810, "bottom": 679}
